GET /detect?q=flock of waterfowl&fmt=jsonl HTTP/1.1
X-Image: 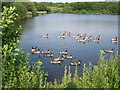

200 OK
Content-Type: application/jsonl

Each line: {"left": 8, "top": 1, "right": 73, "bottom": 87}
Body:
{"left": 32, "top": 47, "right": 80, "bottom": 65}
{"left": 31, "top": 31, "right": 118, "bottom": 66}
{"left": 41, "top": 31, "right": 117, "bottom": 44}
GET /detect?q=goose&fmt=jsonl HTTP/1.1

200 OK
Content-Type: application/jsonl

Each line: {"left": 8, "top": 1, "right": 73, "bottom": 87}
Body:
{"left": 112, "top": 37, "right": 117, "bottom": 41}
{"left": 32, "top": 48, "right": 36, "bottom": 52}
{"left": 62, "top": 32, "right": 64, "bottom": 35}
{"left": 94, "top": 38, "right": 100, "bottom": 42}
{"left": 42, "top": 49, "right": 50, "bottom": 54}
{"left": 60, "top": 50, "right": 67, "bottom": 55}
{"left": 51, "top": 60, "right": 61, "bottom": 64}
{"left": 111, "top": 39, "right": 118, "bottom": 43}
{"left": 78, "top": 38, "right": 85, "bottom": 42}
{"left": 71, "top": 60, "right": 81, "bottom": 66}
{"left": 45, "top": 53, "right": 54, "bottom": 57}
{"left": 94, "top": 35, "right": 100, "bottom": 39}
{"left": 75, "top": 36, "right": 80, "bottom": 40}
{"left": 31, "top": 47, "right": 37, "bottom": 52}
{"left": 85, "top": 38, "right": 91, "bottom": 41}
{"left": 54, "top": 56, "right": 64, "bottom": 61}
{"left": 112, "top": 40, "right": 118, "bottom": 43}
{"left": 64, "top": 31, "right": 68, "bottom": 35}
{"left": 103, "top": 49, "right": 114, "bottom": 53}
{"left": 85, "top": 36, "right": 92, "bottom": 41}
{"left": 42, "top": 36, "right": 48, "bottom": 38}
{"left": 42, "top": 34, "right": 48, "bottom": 38}
{"left": 64, "top": 31, "right": 70, "bottom": 36}
{"left": 111, "top": 37, "right": 118, "bottom": 43}
{"left": 32, "top": 50, "right": 40, "bottom": 54}
{"left": 67, "top": 32, "right": 70, "bottom": 36}
{"left": 63, "top": 55, "right": 72, "bottom": 59}
{"left": 32, "top": 48, "right": 40, "bottom": 54}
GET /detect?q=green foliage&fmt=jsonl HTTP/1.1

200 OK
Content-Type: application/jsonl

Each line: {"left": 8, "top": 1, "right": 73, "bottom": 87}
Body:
{"left": 2, "top": 45, "right": 29, "bottom": 88}
{"left": 1, "top": 6, "right": 48, "bottom": 88}
{"left": 34, "top": 2, "right": 51, "bottom": 13}
{"left": 47, "top": 2, "right": 119, "bottom": 14}
{"left": 2, "top": 2, "right": 51, "bottom": 19}
{"left": 2, "top": 2, "right": 28, "bottom": 19}
{"left": 1, "top": 2, "right": 13, "bottom": 8}
{"left": 12, "top": 3, "right": 28, "bottom": 19}
{"left": 2, "top": 2, "right": 119, "bottom": 18}
{"left": 63, "top": 5, "right": 72, "bottom": 13}
{"left": 2, "top": 44, "right": 48, "bottom": 88}
{"left": 1, "top": 6, "right": 22, "bottom": 47}
{"left": 23, "top": 2, "right": 37, "bottom": 16}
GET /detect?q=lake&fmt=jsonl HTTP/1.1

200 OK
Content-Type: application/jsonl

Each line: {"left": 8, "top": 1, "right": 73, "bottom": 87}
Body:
{"left": 19, "top": 14, "right": 118, "bottom": 82}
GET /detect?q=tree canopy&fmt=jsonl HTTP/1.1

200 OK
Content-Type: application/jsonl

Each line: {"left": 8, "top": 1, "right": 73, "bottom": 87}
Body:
{"left": 2, "top": 2, "right": 119, "bottom": 20}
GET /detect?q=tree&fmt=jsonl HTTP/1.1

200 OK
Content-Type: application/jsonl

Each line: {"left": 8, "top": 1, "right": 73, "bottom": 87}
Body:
{"left": 35, "top": 2, "right": 51, "bottom": 13}
{"left": 23, "top": 2, "right": 37, "bottom": 16}
{"left": 13, "top": 3, "right": 28, "bottom": 19}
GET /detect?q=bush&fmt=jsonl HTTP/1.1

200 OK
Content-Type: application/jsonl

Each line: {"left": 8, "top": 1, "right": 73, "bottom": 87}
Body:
{"left": 1, "top": 6, "right": 47, "bottom": 88}
{"left": 1, "top": 6, "right": 22, "bottom": 47}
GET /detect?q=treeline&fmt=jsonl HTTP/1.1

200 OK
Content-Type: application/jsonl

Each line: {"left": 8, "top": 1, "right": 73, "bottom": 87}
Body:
{"left": 2, "top": 2, "right": 119, "bottom": 19}
{"left": 2, "top": 2, "right": 50, "bottom": 19}
{"left": 46, "top": 2, "right": 119, "bottom": 14}
{"left": 1, "top": 6, "right": 119, "bottom": 89}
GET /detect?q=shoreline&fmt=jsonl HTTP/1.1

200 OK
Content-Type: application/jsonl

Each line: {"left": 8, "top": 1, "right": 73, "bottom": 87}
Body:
{"left": 44, "top": 13, "right": 119, "bottom": 15}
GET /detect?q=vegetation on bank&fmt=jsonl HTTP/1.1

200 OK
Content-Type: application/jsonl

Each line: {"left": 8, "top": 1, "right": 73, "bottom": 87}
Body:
{"left": 2, "top": 2, "right": 119, "bottom": 19}
{"left": 46, "top": 2, "right": 119, "bottom": 14}
{"left": 2, "top": 2, "right": 50, "bottom": 19}
{"left": 1, "top": 6, "right": 48, "bottom": 88}
{"left": 1, "top": 6, "right": 119, "bottom": 88}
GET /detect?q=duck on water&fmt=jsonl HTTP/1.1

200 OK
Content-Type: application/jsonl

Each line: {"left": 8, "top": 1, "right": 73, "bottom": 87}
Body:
{"left": 62, "top": 55, "right": 73, "bottom": 59}
{"left": 42, "top": 49, "right": 50, "bottom": 54}
{"left": 71, "top": 60, "right": 81, "bottom": 66}
{"left": 45, "top": 53, "right": 54, "bottom": 57}
{"left": 51, "top": 60, "right": 61, "bottom": 64}
{"left": 103, "top": 49, "right": 114, "bottom": 53}
{"left": 60, "top": 50, "right": 68, "bottom": 55}
{"left": 78, "top": 38, "right": 85, "bottom": 42}
{"left": 31, "top": 47, "right": 40, "bottom": 54}
{"left": 54, "top": 56, "right": 64, "bottom": 61}
{"left": 111, "top": 37, "right": 118, "bottom": 43}
{"left": 42, "top": 34, "right": 49, "bottom": 38}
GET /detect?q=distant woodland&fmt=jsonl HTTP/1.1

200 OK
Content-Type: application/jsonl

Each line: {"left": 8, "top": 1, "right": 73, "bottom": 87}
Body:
{"left": 2, "top": 2, "right": 119, "bottom": 19}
